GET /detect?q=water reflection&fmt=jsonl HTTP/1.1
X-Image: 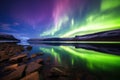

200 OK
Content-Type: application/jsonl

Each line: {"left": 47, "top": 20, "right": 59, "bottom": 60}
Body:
{"left": 36, "top": 43, "right": 120, "bottom": 55}
{"left": 27, "top": 44, "right": 120, "bottom": 71}
{"left": 61, "top": 46, "right": 120, "bottom": 71}
{"left": 29, "top": 43, "right": 120, "bottom": 75}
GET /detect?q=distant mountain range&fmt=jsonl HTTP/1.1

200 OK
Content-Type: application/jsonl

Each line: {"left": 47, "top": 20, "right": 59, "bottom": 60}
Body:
{"left": 74, "top": 29, "right": 120, "bottom": 41}
{"left": 0, "top": 33, "right": 20, "bottom": 41}
{"left": 28, "top": 29, "right": 120, "bottom": 42}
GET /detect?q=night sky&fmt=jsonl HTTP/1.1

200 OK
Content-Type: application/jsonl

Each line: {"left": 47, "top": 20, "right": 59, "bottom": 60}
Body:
{"left": 0, "top": 0, "right": 120, "bottom": 40}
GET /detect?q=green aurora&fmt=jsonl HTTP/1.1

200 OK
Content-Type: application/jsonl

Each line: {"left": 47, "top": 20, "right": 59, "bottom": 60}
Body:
{"left": 39, "top": 46, "right": 120, "bottom": 72}
{"left": 41, "top": 0, "right": 120, "bottom": 38}
{"left": 61, "top": 0, "right": 120, "bottom": 37}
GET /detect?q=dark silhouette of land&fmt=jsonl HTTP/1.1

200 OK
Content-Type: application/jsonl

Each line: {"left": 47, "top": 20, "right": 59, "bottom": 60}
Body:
{"left": 28, "top": 29, "right": 120, "bottom": 43}
{"left": 0, "top": 33, "right": 20, "bottom": 42}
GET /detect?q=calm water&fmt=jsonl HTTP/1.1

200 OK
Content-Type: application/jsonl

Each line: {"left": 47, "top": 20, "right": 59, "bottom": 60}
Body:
{"left": 1, "top": 41, "right": 120, "bottom": 79}
{"left": 25, "top": 42, "right": 120, "bottom": 79}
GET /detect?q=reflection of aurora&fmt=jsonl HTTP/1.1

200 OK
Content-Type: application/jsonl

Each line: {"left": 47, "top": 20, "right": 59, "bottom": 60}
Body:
{"left": 41, "top": 0, "right": 120, "bottom": 37}
{"left": 39, "top": 46, "right": 120, "bottom": 71}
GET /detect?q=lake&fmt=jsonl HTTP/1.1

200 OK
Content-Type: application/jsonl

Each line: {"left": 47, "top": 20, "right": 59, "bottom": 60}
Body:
{"left": 25, "top": 42, "right": 120, "bottom": 80}
{"left": 1, "top": 41, "right": 120, "bottom": 80}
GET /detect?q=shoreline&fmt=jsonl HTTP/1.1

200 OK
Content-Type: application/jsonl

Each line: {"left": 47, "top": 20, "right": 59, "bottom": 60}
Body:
{"left": 0, "top": 42, "right": 113, "bottom": 80}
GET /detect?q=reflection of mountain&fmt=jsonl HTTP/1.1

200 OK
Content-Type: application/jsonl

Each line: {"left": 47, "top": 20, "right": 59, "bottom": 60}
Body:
{"left": 75, "top": 44, "right": 120, "bottom": 55}
{"left": 0, "top": 33, "right": 19, "bottom": 41}
{"left": 29, "top": 42, "right": 120, "bottom": 55}
{"left": 28, "top": 29, "right": 120, "bottom": 42}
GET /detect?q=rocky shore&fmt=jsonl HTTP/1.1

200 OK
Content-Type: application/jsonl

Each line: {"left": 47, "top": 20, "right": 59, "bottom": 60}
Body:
{"left": 0, "top": 43, "right": 101, "bottom": 80}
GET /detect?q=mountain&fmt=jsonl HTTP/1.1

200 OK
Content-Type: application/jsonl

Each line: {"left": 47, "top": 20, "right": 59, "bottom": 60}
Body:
{"left": 75, "top": 29, "right": 120, "bottom": 41}
{"left": 0, "top": 33, "right": 20, "bottom": 41}
{"left": 28, "top": 37, "right": 74, "bottom": 41}
{"left": 28, "top": 29, "right": 120, "bottom": 42}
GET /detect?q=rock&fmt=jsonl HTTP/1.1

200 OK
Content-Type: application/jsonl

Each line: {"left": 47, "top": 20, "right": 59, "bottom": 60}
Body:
{"left": 36, "top": 52, "right": 44, "bottom": 56}
{"left": 26, "top": 62, "right": 42, "bottom": 75}
{"left": 26, "top": 46, "right": 32, "bottom": 51}
{"left": 18, "top": 45, "right": 25, "bottom": 51}
{"left": 4, "top": 64, "right": 18, "bottom": 71}
{"left": 31, "top": 54, "right": 37, "bottom": 58}
{"left": 50, "top": 66, "right": 69, "bottom": 76}
{"left": 75, "top": 73, "right": 84, "bottom": 80}
{"left": 58, "top": 77, "right": 69, "bottom": 80}
{"left": 85, "top": 74, "right": 97, "bottom": 80}
{"left": 0, "top": 51, "right": 9, "bottom": 66}
{"left": 0, "top": 51, "right": 7, "bottom": 56}
{"left": 0, "top": 54, "right": 9, "bottom": 62}
{"left": 1, "top": 64, "right": 26, "bottom": 80}
{"left": 9, "top": 54, "right": 27, "bottom": 63}
{"left": 20, "top": 71, "right": 40, "bottom": 80}
{"left": 23, "top": 57, "right": 31, "bottom": 63}
{"left": 31, "top": 53, "right": 44, "bottom": 58}
{"left": 9, "top": 47, "right": 14, "bottom": 53}
{"left": 35, "top": 59, "right": 43, "bottom": 64}
{"left": 10, "top": 48, "right": 21, "bottom": 54}
{"left": 46, "top": 57, "right": 51, "bottom": 62}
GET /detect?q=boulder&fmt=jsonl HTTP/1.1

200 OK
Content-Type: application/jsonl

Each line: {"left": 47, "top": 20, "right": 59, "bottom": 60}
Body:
{"left": 0, "top": 54, "right": 9, "bottom": 62}
{"left": 0, "top": 51, "right": 7, "bottom": 56}
{"left": 26, "top": 62, "right": 42, "bottom": 75}
{"left": 20, "top": 71, "right": 40, "bottom": 80}
{"left": 50, "top": 66, "right": 69, "bottom": 76}
{"left": 9, "top": 54, "right": 27, "bottom": 63}
{"left": 4, "top": 64, "right": 18, "bottom": 71}
{"left": 1, "top": 64, "right": 26, "bottom": 80}
{"left": 26, "top": 46, "right": 32, "bottom": 51}
{"left": 31, "top": 54, "right": 37, "bottom": 58}
{"left": 85, "top": 74, "right": 97, "bottom": 80}
{"left": 35, "top": 58, "right": 43, "bottom": 64}
{"left": 36, "top": 52, "right": 44, "bottom": 56}
{"left": 23, "top": 57, "right": 31, "bottom": 63}
{"left": 46, "top": 57, "right": 51, "bottom": 62}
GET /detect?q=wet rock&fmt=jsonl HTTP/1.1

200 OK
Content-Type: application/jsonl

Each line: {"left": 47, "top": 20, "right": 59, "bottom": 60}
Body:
{"left": 9, "top": 54, "right": 27, "bottom": 63}
{"left": 4, "top": 64, "right": 18, "bottom": 71}
{"left": 0, "top": 51, "right": 7, "bottom": 56}
{"left": 23, "top": 57, "right": 31, "bottom": 63}
{"left": 31, "top": 54, "right": 37, "bottom": 58}
{"left": 58, "top": 77, "right": 69, "bottom": 80}
{"left": 26, "top": 46, "right": 32, "bottom": 51}
{"left": 1, "top": 64, "right": 26, "bottom": 80}
{"left": 50, "top": 66, "right": 69, "bottom": 76}
{"left": 36, "top": 52, "right": 44, "bottom": 56}
{"left": 26, "top": 62, "right": 42, "bottom": 75}
{"left": 11, "top": 48, "right": 21, "bottom": 54}
{"left": 35, "top": 59, "right": 43, "bottom": 64}
{"left": 46, "top": 57, "right": 51, "bottom": 63}
{"left": 18, "top": 45, "right": 25, "bottom": 52}
{"left": 20, "top": 71, "right": 40, "bottom": 80}
{"left": 0, "top": 54, "right": 9, "bottom": 62}
{"left": 75, "top": 73, "right": 84, "bottom": 80}
{"left": 85, "top": 74, "right": 97, "bottom": 80}
{"left": 9, "top": 47, "right": 15, "bottom": 53}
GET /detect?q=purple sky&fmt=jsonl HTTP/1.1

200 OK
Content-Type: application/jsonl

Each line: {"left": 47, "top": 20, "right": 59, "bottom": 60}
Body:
{"left": 0, "top": 0, "right": 104, "bottom": 40}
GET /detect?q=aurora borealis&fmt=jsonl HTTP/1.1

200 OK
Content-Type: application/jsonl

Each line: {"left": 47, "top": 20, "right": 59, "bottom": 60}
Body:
{"left": 0, "top": 0, "right": 120, "bottom": 79}
{"left": 0, "top": 0, "right": 120, "bottom": 39}
{"left": 38, "top": 45, "right": 120, "bottom": 72}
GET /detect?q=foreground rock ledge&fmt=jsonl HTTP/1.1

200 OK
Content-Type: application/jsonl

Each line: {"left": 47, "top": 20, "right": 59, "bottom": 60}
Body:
{"left": 26, "top": 62, "right": 42, "bottom": 75}
{"left": 2, "top": 64, "right": 26, "bottom": 80}
{"left": 21, "top": 71, "right": 40, "bottom": 80}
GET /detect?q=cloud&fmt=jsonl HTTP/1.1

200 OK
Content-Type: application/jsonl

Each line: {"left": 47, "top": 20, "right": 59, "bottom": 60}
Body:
{"left": 0, "top": 23, "right": 20, "bottom": 32}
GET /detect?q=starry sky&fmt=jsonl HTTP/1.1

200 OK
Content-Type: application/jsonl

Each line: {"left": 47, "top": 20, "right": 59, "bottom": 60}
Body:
{"left": 0, "top": 0, "right": 120, "bottom": 40}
